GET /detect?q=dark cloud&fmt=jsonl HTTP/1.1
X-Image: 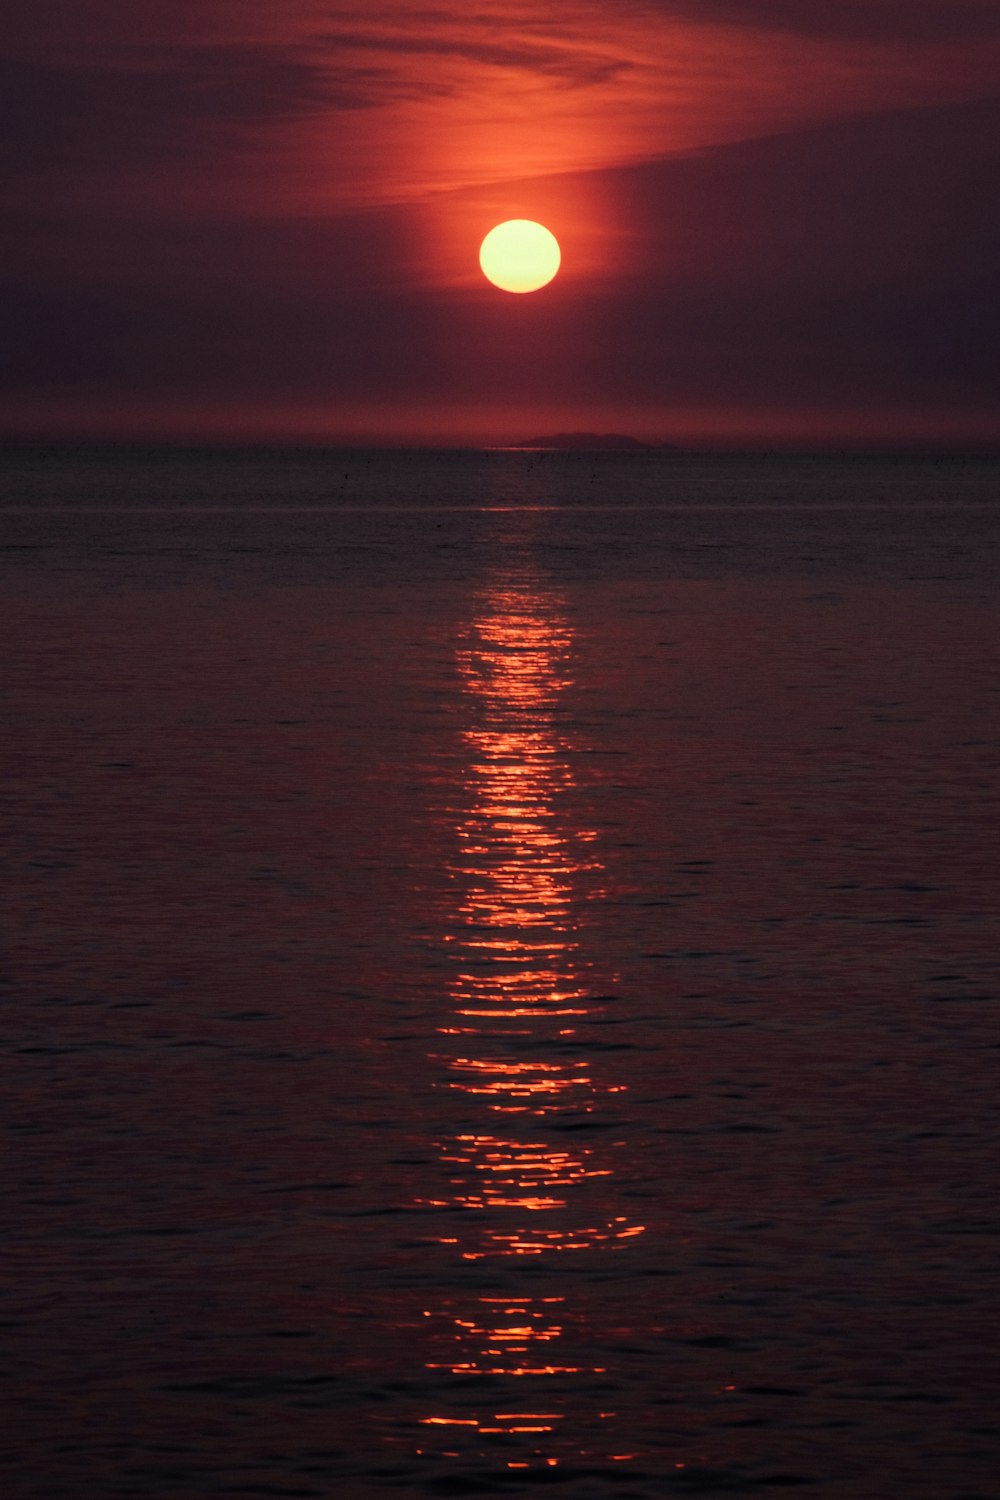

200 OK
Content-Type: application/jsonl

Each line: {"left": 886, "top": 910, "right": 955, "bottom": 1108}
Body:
{"left": 1, "top": 23, "right": 627, "bottom": 182}
{"left": 323, "top": 29, "right": 630, "bottom": 89}
{"left": 0, "top": 47, "right": 395, "bottom": 172}
{"left": 647, "top": 0, "right": 1000, "bottom": 43}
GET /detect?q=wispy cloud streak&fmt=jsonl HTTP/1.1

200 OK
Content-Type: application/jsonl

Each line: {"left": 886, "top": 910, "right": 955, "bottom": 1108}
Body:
{"left": 5, "top": 0, "right": 1000, "bottom": 212}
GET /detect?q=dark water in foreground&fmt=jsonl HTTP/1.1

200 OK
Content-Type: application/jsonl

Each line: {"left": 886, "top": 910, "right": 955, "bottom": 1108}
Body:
{"left": 2, "top": 449, "right": 999, "bottom": 1498}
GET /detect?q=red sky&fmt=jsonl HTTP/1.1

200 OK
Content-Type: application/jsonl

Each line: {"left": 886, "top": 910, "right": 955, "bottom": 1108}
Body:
{"left": 4, "top": 0, "right": 1000, "bottom": 444}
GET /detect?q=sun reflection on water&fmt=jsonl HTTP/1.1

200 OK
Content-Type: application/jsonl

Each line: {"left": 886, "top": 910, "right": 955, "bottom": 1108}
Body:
{"left": 415, "top": 556, "right": 644, "bottom": 1471}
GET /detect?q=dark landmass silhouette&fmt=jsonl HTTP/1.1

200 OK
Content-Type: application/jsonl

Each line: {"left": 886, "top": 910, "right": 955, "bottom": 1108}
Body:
{"left": 508, "top": 432, "right": 679, "bottom": 451}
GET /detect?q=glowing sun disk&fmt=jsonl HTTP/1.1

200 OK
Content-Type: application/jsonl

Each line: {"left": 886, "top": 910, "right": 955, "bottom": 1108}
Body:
{"left": 480, "top": 220, "right": 561, "bottom": 294}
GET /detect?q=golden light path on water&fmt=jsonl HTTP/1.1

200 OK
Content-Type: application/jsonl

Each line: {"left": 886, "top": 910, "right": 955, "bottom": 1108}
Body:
{"left": 414, "top": 553, "right": 645, "bottom": 1472}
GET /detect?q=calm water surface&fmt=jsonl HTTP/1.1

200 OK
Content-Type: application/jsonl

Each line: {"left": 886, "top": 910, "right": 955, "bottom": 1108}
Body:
{"left": 2, "top": 450, "right": 999, "bottom": 1497}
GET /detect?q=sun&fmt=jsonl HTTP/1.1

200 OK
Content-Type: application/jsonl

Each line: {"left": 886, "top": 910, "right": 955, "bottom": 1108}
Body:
{"left": 479, "top": 220, "right": 561, "bottom": 294}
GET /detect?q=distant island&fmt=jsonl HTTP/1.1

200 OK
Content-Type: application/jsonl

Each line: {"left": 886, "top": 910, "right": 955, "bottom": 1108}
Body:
{"left": 507, "top": 432, "right": 679, "bottom": 452}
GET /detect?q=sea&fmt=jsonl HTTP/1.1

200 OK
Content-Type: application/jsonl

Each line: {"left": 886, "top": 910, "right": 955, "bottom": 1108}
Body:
{"left": 2, "top": 446, "right": 998, "bottom": 1499}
